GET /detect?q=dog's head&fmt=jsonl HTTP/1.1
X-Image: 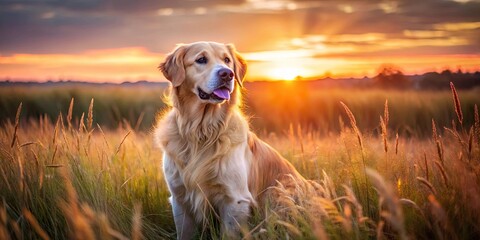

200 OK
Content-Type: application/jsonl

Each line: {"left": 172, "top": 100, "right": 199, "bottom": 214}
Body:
{"left": 160, "top": 42, "right": 247, "bottom": 105}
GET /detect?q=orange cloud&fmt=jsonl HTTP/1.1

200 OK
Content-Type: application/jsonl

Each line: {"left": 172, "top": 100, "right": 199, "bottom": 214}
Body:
{"left": 1, "top": 46, "right": 479, "bottom": 82}
{"left": 0, "top": 48, "right": 163, "bottom": 82}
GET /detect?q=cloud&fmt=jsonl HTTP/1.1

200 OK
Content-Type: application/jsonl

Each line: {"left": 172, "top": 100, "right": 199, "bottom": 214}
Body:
{"left": 0, "top": 0, "right": 479, "bottom": 81}
{"left": 434, "top": 22, "right": 480, "bottom": 31}
{"left": 0, "top": 47, "right": 162, "bottom": 82}
{"left": 403, "top": 30, "right": 448, "bottom": 38}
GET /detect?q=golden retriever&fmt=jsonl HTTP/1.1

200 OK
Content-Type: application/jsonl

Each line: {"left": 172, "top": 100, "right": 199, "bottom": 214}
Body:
{"left": 154, "top": 42, "right": 311, "bottom": 239}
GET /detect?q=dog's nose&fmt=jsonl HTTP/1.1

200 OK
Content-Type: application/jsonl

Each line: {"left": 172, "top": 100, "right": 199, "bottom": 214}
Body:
{"left": 218, "top": 68, "right": 234, "bottom": 82}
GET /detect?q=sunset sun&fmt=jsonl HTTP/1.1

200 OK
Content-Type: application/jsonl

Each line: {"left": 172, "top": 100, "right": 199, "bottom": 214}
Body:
{"left": 267, "top": 66, "right": 308, "bottom": 81}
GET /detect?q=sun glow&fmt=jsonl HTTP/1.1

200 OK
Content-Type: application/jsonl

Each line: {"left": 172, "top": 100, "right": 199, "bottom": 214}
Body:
{"left": 267, "top": 66, "right": 309, "bottom": 81}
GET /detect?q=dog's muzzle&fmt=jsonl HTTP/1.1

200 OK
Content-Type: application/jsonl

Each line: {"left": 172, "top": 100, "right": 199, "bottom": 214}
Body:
{"left": 198, "top": 67, "right": 234, "bottom": 101}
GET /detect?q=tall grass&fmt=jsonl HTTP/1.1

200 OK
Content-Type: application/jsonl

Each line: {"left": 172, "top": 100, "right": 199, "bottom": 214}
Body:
{"left": 1, "top": 84, "right": 479, "bottom": 135}
{"left": 0, "top": 83, "right": 479, "bottom": 239}
{"left": 0, "top": 86, "right": 165, "bottom": 131}
{"left": 0, "top": 99, "right": 173, "bottom": 239}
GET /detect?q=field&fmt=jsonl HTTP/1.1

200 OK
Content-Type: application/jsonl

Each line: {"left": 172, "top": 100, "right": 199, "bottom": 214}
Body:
{"left": 1, "top": 82, "right": 480, "bottom": 239}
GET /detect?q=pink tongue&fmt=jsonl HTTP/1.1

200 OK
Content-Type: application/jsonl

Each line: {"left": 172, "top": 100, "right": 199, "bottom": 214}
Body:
{"left": 213, "top": 88, "right": 230, "bottom": 100}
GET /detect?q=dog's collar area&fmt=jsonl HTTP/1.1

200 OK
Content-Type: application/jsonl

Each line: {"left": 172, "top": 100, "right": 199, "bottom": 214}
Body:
{"left": 197, "top": 87, "right": 230, "bottom": 102}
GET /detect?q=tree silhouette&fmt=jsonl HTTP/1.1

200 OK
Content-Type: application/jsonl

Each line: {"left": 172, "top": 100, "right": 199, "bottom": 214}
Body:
{"left": 374, "top": 64, "right": 410, "bottom": 89}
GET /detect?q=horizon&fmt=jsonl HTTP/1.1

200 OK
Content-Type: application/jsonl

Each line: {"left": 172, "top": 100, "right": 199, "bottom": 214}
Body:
{"left": 1, "top": 0, "right": 480, "bottom": 82}
{"left": 2, "top": 68, "right": 478, "bottom": 85}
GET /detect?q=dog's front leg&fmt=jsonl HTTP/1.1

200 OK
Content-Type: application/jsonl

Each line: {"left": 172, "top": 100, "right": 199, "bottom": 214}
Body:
{"left": 170, "top": 196, "right": 195, "bottom": 240}
{"left": 220, "top": 198, "right": 251, "bottom": 239}
{"left": 163, "top": 154, "right": 196, "bottom": 239}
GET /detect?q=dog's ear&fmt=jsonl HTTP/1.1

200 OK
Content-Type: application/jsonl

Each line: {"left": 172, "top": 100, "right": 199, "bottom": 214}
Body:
{"left": 159, "top": 45, "right": 187, "bottom": 87}
{"left": 226, "top": 44, "right": 247, "bottom": 87}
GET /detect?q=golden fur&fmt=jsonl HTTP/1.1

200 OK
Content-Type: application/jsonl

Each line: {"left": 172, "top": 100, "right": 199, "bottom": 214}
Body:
{"left": 154, "top": 42, "right": 310, "bottom": 239}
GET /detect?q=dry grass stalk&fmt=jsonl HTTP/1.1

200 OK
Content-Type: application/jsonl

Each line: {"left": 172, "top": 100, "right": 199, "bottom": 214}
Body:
{"left": 243, "top": 218, "right": 267, "bottom": 240}
{"left": 10, "top": 102, "right": 22, "bottom": 148}
{"left": 276, "top": 220, "right": 302, "bottom": 237}
{"left": 382, "top": 99, "right": 389, "bottom": 165}
{"left": 50, "top": 145, "right": 58, "bottom": 165}
{"left": 432, "top": 125, "right": 443, "bottom": 164}
{"left": 380, "top": 116, "right": 388, "bottom": 154}
{"left": 399, "top": 198, "right": 420, "bottom": 211}
{"left": 288, "top": 123, "right": 295, "bottom": 148}
{"left": 19, "top": 142, "right": 36, "bottom": 148}
{"left": 97, "top": 124, "right": 111, "bottom": 150}
{"left": 342, "top": 185, "right": 364, "bottom": 221}
{"left": 451, "top": 119, "right": 457, "bottom": 132}
{"left": 475, "top": 104, "right": 480, "bottom": 145}
{"left": 427, "top": 194, "right": 453, "bottom": 239}
{"left": 31, "top": 150, "right": 44, "bottom": 189}
{"left": 96, "top": 213, "right": 113, "bottom": 240}
{"left": 340, "top": 102, "right": 370, "bottom": 214}
{"left": 87, "top": 98, "right": 94, "bottom": 132}
{"left": 366, "top": 168, "right": 407, "bottom": 240}
{"left": 78, "top": 112, "right": 85, "bottom": 132}
{"left": 67, "top": 98, "right": 74, "bottom": 130}
{"left": 81, "top": 204, "right": 129, "bottom": 240}
{"left": 16, "top": 154, "right": 24, "bottom": 193}
{"left": 338, "top": 115, "right": 345, "bottom": 132}
{"left": 424, "top": 153, "right": 429, "bottom": 181}
{"left": 433, "top": 161, "right": 449, "bottom": 187}
{"left": 395, "top": 132, "right": 399, "bottom": 155}
{"left": 134, "top": 111, "right": 145, "bottom": 132}
{"left": 340, "top": 102, "right": 363, "bottom": 148}
{"left": 131, "top": 203, "right": 143, "bottom": 240}
{"left": 59, "top": 169, "right": 95, "bottom": 240}
{"left": 114, "top": 131, "right": 131, "bottom": 157}
{"left": 432, "top": 119, "right": 438, "bottom": 142}
{"left": 45, "top": 164, "right": 64, "bottom": 168}
{"left": 296, "top": 124, "right": 307, "bottom": 172}
{"left": 432, "top": 120, "right": 444, "bottom": 163}
{"left": 311, "top": 217, "right": 329, "bottom": 240}
{"left": 23, "top": 209, "right": 50, "bottom": 240}
{"left": 341, "top": 203, "right": 352, "bottom": 232}
{"left": 108, "top": 229, "right": 129, "bottom": 240}
{"left": 444, "top": 127, "right": 467, "bottom": 150}
{"left": 53, "top": 113, "right": 62, "bottom": 145}
{"left": 0, "top": 201, "right": 9, "bottom": 240}
{"left": 416, "top": 177, "right": 437, "bottom": 195}
{"left": 9, "top": 219, "right": 20, "bottom": 240}
{"left": 321, "top": 171, "right": 337, "bottom": 200}
{"left": 0, "top": 167, "right": 12, "bottom": 191}
{"left": 384, "top": 99, "right": 389, "bottom": 127}
{"left": 468, "top": 126, "right": 474, "bottom": 157}
{"left": 450, "top": 82, "right": 463, "bottom": 125}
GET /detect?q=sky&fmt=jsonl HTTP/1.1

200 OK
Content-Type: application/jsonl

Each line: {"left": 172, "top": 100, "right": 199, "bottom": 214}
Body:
{"left": 0, "top": 0, "right": 480, "bottom": 82}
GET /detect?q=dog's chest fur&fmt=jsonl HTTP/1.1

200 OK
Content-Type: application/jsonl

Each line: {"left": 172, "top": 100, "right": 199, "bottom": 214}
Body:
{"left": 156, "top": 109, "right": 253, "bottom": 222}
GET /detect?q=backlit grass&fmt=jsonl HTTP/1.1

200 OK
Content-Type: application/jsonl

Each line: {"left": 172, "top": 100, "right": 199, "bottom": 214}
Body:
{"left": 0, "top": 83, "right": 479, "bottom": 239}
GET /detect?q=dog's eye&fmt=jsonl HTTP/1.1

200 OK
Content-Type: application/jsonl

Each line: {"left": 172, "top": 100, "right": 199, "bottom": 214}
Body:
{"left": 224, "top": 57, "right": 231, "bottom": 64}
{"left": 196, "top": 56, "right": 207, "bottom": 64}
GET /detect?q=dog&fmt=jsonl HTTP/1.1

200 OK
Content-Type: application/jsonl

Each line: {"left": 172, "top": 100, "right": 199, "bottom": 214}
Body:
{"left": 154, "top": 42, "right": 312, "bottom": 239}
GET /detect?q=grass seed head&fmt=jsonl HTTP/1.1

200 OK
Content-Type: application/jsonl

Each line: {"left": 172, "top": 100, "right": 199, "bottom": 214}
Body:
{"left": 87, "top": 98, "right": 94, "bottom": 132}
{"left": 416, "top": 177, "right": 437, "bottom": 195}
{"left": 67, "top": 98, "right": 74, "bottom": 130}
{"left": 10, "top": 102, "right": 22, "bottom": 148}
{"left": 450, "top": 82, "right": 463, "bottom": 125}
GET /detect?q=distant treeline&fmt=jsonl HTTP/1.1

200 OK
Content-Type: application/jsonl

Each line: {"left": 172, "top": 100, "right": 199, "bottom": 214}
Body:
{"left": 372, "top": 66, "right": 480, "bottom": 90}
{"left": 415, "top": 70, "right": 480, "bottom": 90}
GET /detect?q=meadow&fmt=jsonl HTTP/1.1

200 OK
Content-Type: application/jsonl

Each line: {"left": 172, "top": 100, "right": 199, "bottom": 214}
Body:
{"left": 0, "top": 82, "right": 480, "bottom": 239}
